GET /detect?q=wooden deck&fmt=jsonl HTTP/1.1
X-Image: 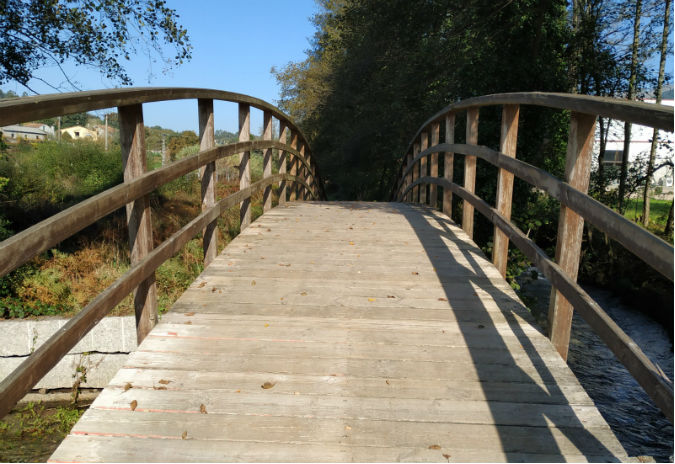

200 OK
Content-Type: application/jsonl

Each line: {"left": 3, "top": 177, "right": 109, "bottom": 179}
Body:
{"left": 50, "top": 202, "right": 628, "bottom": 462}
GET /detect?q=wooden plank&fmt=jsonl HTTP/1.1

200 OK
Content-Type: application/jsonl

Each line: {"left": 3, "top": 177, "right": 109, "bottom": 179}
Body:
{"left": 462, "top": 108, "right": 479, "bottom": 239}
{"left": 262, "top": 111, "right": 273, "bottom": 212}
{"left": 420, "top": 132, "right": 428, "bottom": 204}
{"left": 429, "top": 121, "right": 440, "bottom": 209}
{"left": 238, "top": 103, "right": 251, "bottom": 230}
{"left": 198, "top": 99, "right": 217, "bottom": 267}
{"left": 548, "top": 112, "right": 596, "bottom": 361}
{"left": 278, "top": 123, "right": 287, "bottom": 205}
{"left": 492, "top": 104, "right": 519, "bottom": 277}
{"left": 118, "top": 104, "right": 158, "bottom": 344}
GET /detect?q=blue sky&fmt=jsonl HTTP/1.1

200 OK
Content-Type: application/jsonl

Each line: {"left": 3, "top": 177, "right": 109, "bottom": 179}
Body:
{"left": 3, "top": 0, "right": 320, "bottom": 133}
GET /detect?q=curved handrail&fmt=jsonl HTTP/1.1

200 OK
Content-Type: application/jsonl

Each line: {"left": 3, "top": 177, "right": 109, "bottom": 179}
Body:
{"left": 0, "top": 139, "right": 316, "bottom": 278}
{"left": 397, "top": 142, "right": 673, "bottom": 280}
{"left": 401, "top": 176, "right": 673, "bottom": 422}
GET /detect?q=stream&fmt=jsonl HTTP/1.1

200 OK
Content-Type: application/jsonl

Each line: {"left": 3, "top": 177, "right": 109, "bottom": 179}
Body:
{"left": 516, "top": 268, "right": 674, "bottom": 462}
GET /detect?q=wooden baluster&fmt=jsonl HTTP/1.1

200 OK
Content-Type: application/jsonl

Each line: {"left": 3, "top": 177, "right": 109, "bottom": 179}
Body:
{"left": 492, "top": 105, "right": 520, "bottom": 278}
{"left": 198, "top": 99, "right": 217, "bottom": 268}
{"left": 404, "top": 152, "right": 413, "bottom": 202}
{"left": 462, "top": 108, "right": 479, "bottom": 238}
{"left": 278, "top": 122, "right": 287, "bottom": 205}
{"left": 443, "top": 114, "right": 455, "bottom": 218}
{"left": 118, "top": 104, "right": 158, "bottom": 344}
{"left": 420, "top": 132, "right": 428, "bottom": 205}
{"left": 263, "top": 111, "right": 273, "bottom": 212}
{"left": 548, "top": 112, "right": 597, "bottom": 361}
{"left": 290, "top": 132, "right": 298, "bottom": 201}
{"left": 299, "top": 143, "right": 307, "bottom": 201}
{"left": 239, "top": 103, "right": 251, "bottom": 230}
{"left": 413, "top": 142, "right": 420, "bottom": 203}
{"left": 305, "top": 151, "right": 313, "bottom": 200}
{"left": 430, "top": 122, "right": 440, "bottom": 209}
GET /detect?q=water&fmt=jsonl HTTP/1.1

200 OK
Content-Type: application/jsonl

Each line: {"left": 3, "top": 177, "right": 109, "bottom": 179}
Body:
{"left": 517, "top": 268, "right": 674, "bottom": 462}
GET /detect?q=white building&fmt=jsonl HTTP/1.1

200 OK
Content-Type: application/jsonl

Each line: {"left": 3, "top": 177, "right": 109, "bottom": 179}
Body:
{"left": 0, "top": 124, "right": 48, "bottom": 142}
{"left": 595, "top": 99, "right": 674, "bottom": 191}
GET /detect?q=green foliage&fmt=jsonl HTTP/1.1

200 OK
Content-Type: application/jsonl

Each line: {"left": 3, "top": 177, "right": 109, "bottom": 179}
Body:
{"left": 61, "top": 113, "right": 87, "bottom": 128}
{"left": 156, "top": 239, "right": 204, "bottom": 314}
{"left": 167, "top": 131, "right": 199, "bottom": 161}
{"left": 0, "top": 0, "right": 192, "bottom": 89}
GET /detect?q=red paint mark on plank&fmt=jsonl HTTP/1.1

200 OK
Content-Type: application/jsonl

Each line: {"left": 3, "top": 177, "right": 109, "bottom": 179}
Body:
{"left": 72, "top": 430, "right": 181, "bottom": 440}
{"left": 94, "top": 405, "right": 200, "bottom": 414}
{"left": 149, "top": 334, "right": 306, "bottom": 343}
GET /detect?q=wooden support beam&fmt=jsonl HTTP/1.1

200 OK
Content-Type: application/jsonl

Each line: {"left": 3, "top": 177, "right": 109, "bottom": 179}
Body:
{"left": 548, "top": 112, "right": 597, "bottom": 361}
{"left": 413, "top": 142, "right": 420, "bottom": 203}
{"left": 299, "top": 143, "right": 307, "bottom": 201}
{"left": 118, "top": 104, "right": 158, "bottom": 344}
{"left": 430, "top": 122, "right": 440, "bottom": 209}
{"left": 420, "top": 132, "right": 428, "bottom": 204}
{"left": 443, "top": 114, "right": 455, "bottom": 218}
{"left": 198, "top": 99, "right": 217, "bottom": 267}
{"left": 492, "top": 105, "right": 519, "bottom": 278}
{"left": 239, "top": 103, "right": 251, "bottom": 230}
{"left": 263, "top": 111, "right": 273, "bottom": 212}
{"left": 462, "top": 108, "right": 479, "bottom": 238}
{"left": 305, "top": 151, "right": 313, "bottom": 200}
{"left": 290, "top": 132, "right": 298, "bottom": 201}
{"left": 278, "top": 123, "right": 287, "bottom": 205}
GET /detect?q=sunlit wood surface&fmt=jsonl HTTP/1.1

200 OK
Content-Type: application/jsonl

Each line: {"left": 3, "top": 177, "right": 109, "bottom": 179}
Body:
{"left": 50, "top": 202, "right": 627, "bottom": 462}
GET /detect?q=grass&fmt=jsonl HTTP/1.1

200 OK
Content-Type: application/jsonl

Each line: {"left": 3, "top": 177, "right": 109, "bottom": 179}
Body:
{"left": 623, "top": 197, "right": 672, "bottom": 237}
{"left": 0, "top": 402, "right": 85, "bottom": 462}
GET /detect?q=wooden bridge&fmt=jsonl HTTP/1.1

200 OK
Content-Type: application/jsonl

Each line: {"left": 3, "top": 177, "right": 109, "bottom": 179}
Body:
{"left": 0, "top": 89, "right": 672, "bottom": 462}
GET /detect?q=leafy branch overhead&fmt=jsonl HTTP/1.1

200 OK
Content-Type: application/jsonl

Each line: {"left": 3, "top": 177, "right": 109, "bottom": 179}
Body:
{"left": 0, "top": 0, "right": 192, "bottom": 91}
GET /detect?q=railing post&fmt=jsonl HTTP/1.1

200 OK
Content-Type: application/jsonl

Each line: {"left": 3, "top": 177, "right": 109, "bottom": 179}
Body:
{"left": 462, "top": 108, "right": 479, "bottom": 238}
{"left": 420, "top": 132, "right": 428, "bottom": 205}
{"left": 290, "top": 131, "right": 298, "bottom": 201}
{"left": 118, "top": 104, "right": 158, "bottom": 344}
{"left": 413, "top": 142, "right": 420, "bottom": 202}
{"left": 305, "top": 151, "right": 313, "bottom": 200}
{"left": 443, "top": 113, "right": 455, "bottom": 218}
{"left": 263, "top": 111, "right": 273, "bottom": 212}
{"left": 239, "top": 103, "right": 251, "bottom": 230}
{"left": 430, "top": 122, "right": 440, "bottom": 209}
{"left": 405, "top": 152, "right": 413, "bottom": 202}
{"left": 299, "top": 143, "right": 307, "bottom": 201}
{"left": 548, "top": 112, "right": 597, "bottom": 361}
{"left": 278, "top": 122, "right": 287, "bottom": 205}
{"left": 198, "top": 99, "right": 217, "bottom": 268}
{"left": 492, "top": 105, "right": 520, "bottom": 278}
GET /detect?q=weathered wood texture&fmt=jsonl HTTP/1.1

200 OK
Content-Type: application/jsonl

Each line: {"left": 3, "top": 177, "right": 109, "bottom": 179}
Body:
{"left": 198, "top": 99, "right": 217, "bottom": 267}
{"left": 420, "top": 132, "right": 428, "bottom": 204}
{"left": 278, "top": 124, "right": 288, "bottom": 205}
{"left": 548, "top": 113, "right": 596, "bottom": 361}
{"left": 462, "top": 108, "right": 479, "bottom": 238}
{"left": 239, "top": 103, "right": 251, "bottom": 230}
{"left": 118, "top": 104, "right": 158, "bottom": 344}
{"left": 442, "top": 114, "right": 455, "bottom": 218}
{"left": 263, "top": 111, "right": 273, "bottom": 212}
{"left": 290, "top": 132, "right": 298, "bottom": 201}
{"left": 429, "top": 122, "right": 440, "bottom": 209}
{"left": 51, "top": 202, "right": 627, "bottom": 463}
{"left": 492, "top": 105, "right": 519, "bottom": 278}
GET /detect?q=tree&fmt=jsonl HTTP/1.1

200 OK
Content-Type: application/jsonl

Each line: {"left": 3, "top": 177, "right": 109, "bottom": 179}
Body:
{"left": 167, "top": 131, "right": 198, "bottom": 161}
{"left": 0, "top": 0, "right": 192, "bottom": 92}
{"left": 641, "top": 0, "right": 671, "bottom": 226}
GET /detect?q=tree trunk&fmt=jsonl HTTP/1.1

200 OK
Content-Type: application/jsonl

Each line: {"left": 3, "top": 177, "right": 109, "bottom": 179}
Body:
{"left": 642, "top": 0, "right": 670, "bottom": 226}
{"left": 665, "top": 200, "right": 674, "bottom": 237}
{"left": 618, "top": 0, "right": 642, "bottom": 213}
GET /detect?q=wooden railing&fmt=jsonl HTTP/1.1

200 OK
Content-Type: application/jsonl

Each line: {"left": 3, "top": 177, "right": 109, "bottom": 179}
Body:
{"left": 392, "top": 92, "right": 674, "bottom": 422}
{"left": 0, "top": 87, "right": 324, "bottom": 418}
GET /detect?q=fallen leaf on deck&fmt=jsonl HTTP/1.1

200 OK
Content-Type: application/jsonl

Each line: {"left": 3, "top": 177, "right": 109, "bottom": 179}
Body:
{"left": 185, "top": 321, "right": 192, "bottom": 325}
{"left": 167, "top": 331, "right": 178, "bottom": 336}
{"left": 438, "top": 297, "right": 447, "bottom": 301}
{"left": 130, "top": 400, "right": 137, "bottom": 411}
{"left": 300, "top": 292, "right": 307, "bottom": 296}
{"left": 184, "top": 312, "right": 195, "bottom": 316}
{"left": 182, "top": 431, "right": 188, "bottom": 440}
{"left": 261, "top": 382, "right": 276, "bottom": 389}
{"left": 412, "top": 272, "right": 419, "bottom": 275}
{"left": 443, "top": 454, "right": 451, "bottom": 460}
{"left": 153, "top": 386, "right": 167, "bottom": 390}
{"left": 124, "top": 383, "right": 132, "bottom": 391}
{"left": 218, "top": 290, "right": 222, "bottom": 293}
{"left": 349, "top": 241, "right": 355, "bottom": 245}
{"left": 211, "top": 288, "right": 216, "bottom": 293}
{"left": 251, "top": 280, "right": 256, "bottom": 286}
{"left": 197, "top": 282, "right": 206, "bottom": 288}
{"left": 200, "top": 404, "right": 207, "bottom": 414}
{"left": 264, "top": 323, "right": 270, "bottom": 327}
{"left": 385, "top": 380, "right": 390, "bottom": 385}
{"left": 267, "top": 228, "right": 271, "bottom": 232}
{"left": 159, "top": 379, "right": 171, "bottom": 385}
{"left": 345, "top": 425, "right": 352, "bottom": 431}
{"left": 235, "top": 390, "right": 241, "bottom": 393}
{"left": 428, "top": 445, "right": 441, "bottom": 450}
{"left": 368, "top": 298, "right": 376, "bottom": 302}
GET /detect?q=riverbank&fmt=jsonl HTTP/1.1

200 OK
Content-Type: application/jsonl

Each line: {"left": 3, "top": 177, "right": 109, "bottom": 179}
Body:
{"left": 516, "top": 269, "right": 674, "bottom": 462}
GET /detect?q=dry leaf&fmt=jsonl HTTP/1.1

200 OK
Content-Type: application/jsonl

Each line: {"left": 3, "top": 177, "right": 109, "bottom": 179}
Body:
{"left": 387, "top": 295, "right": 396, "bottom": 298}
{"left": 218, "top": 290, "right": 222, "bottom": 293}
{"left": 261, "top": 382, "right": 276, "bottom": 389}
{"left": 200, "top": 404, "right": 207, "bottom": 414}
{"left": 300, "top": 291, "right": 307, "bottom": 296}
{"left": 349, "top": 241, "right": 355, "bottom": 245}
{"left": 345, "top": 425, "right": 352, "bottom": 431}
{"left": 251, "top": 280, "right": 256, "bottom": 286}
{"left": 130, "top": 400, "right": 138, "bottom": 411}
{"left": 235, "top": 389, "right": 241, "bottom": 393}
{"left": 264, "top": 323, "right": 270, "bottom": 327}
{"left": 184, "top": 312, "right": 195, "bottom": 317}
{"left": 124, "top": 383, "right": 132, "bottom": 391}
{"left": 385, "top": 380, "right": 390, "bottom": 385}
{"left": 412, "top": 271, "right": 419, "bottom": 275}
{"left": 185, "top": 321, "right": 192, "bottom": 325}
{"left": 153, "top": 386, "right": 167, "bottom": 390}
{"left": 438, "top": 297, "right": 447, "bottom": 301}
{"left": 181, "top": 431, "right": 188, "bottom": 440}
{"left": 211, "top": 287, "right": 216, "bottom": 293}
{"left": 443, "top": 454, "right": 451, "bottom": 460}
{"left": 348, "top": 226, "right": 353, "bottom": 229}
{"left": 159, "top": 379, "right": 171, "bottom": 385}
{"left": 477, "top": 324, "right": 485, "bottom": 329}
{"left": 428, "top": 445, "right": 441, "bottom": 450}
{"left": 197, "top": 282, "right": 206, "bottom": 288}
{"left": 368, "top": 298, "right": 376, "bottom": 302}
{"left": 267, "top": 228, "right": 271, "bottom": 232}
